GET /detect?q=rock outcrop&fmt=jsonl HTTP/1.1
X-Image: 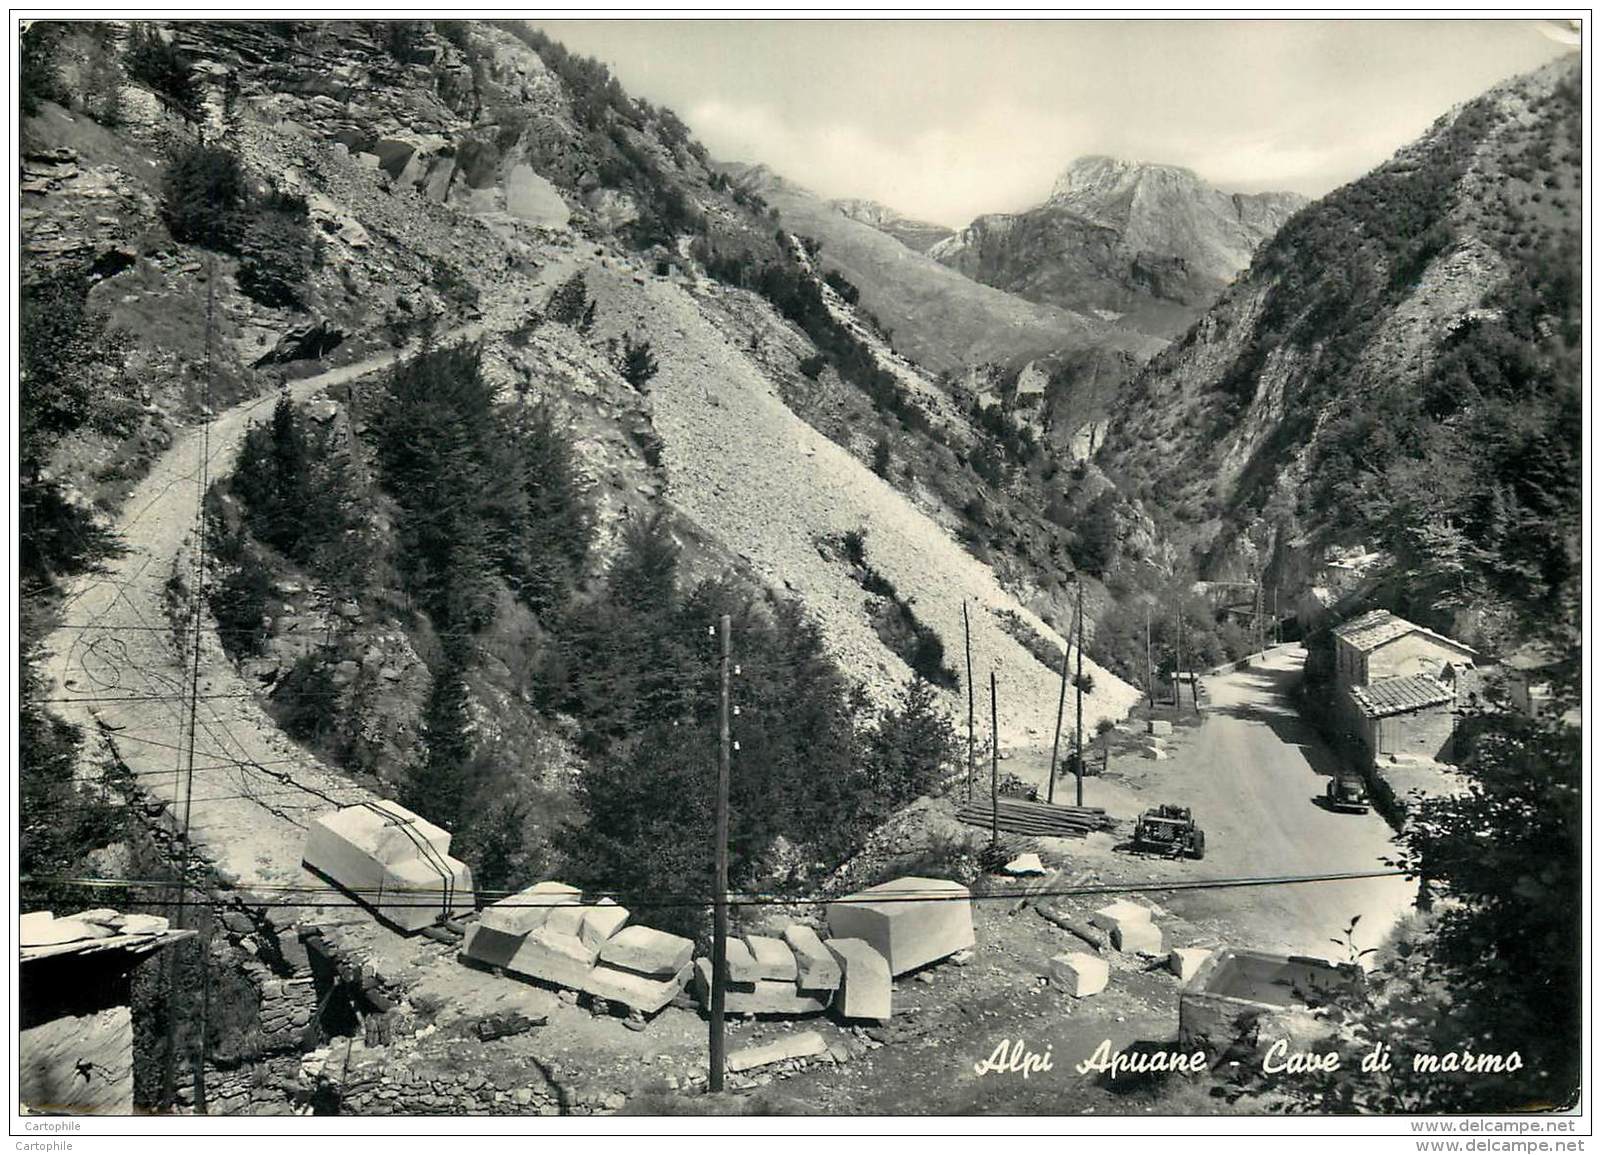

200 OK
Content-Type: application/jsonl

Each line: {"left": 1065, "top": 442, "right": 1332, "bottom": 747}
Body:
{"left": 929, "top": 155, "right": 1305, "bottom": 338}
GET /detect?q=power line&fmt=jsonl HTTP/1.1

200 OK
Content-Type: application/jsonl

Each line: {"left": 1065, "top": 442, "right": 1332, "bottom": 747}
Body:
{"left": 22, "top": 868, "right": 1415, "bottom": 911}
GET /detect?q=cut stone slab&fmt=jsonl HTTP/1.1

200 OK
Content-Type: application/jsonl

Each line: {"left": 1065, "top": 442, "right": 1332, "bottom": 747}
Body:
{"left": 67, "top": 909, "right": 122, "bottom": 928}
{"left": 726, "top": 1030, "right": 827, "bottom": 1072}
{"left": 20, "top": 913, "right": 95, "bottom": 947}
{"left": 1049, "top": 952, "right": 1110, "bottom": 998}
{"left": 580, "top": 899, "right": 630, "bottom": 951}
{"left": 744, "top": 935, "right": 798, "bottom": 981}
{"left": 827, "top": 876, "right": 975, "bottom": 976}
{"left": 504, "top": 928, "right": 600, "bottom": 990}
{"left": 303, "top": 800, "right": 474, "bottom": 932}
{"left": 598, "top": 925, "right": 694, "bottom": 977}
{"left": 469, "top": 882, "right": 583, "bottom": 967}
{"left": 481, "top": 882, "right": 579, "bottom": 937}
{"left": 1170, "top": 947, "right": 1213, "bottom": 983}
{"left": 691, "top": 961, "right": 828, "bottom": 1015}
{"left": 1148, "top": 719, "right": 1174, "bottom": 737}
{"left": 583, "top": 962, "right": 691, "bottom": 1016}
{"left": 544, "top": 904, "right": 586, "bottom": 938}
{"left": 782, "top": 925, "right": 842, "bottom": 991}
{"left": 723, "top": 938, "right": 762, "bottom": 983}
{"left": 1089, "top": 900, "right": 1153, "bottom": 932}
{"left": 825, "top": 938, "right": 893, "bottom": 1020}
{"left": 117, "top": 913, "right": 170, "bottom": 936}
{"left": 1003, "top": 853, "right": 1046, "bottom": 875}
{"left": 1111, "top": 920, "right": 1165, "bottom": 955}
{"left": 461, "top": 922, "right": 522, "bottom": 970}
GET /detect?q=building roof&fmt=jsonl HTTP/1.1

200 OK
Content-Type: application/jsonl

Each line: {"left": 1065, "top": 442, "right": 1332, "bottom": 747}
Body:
{"left": 1331, "top": 609, "right": 1476, "bottom": 657}
{"left": 20, "top": 909, "right": 195, "bottom": 965}
{"left": 1350, "top": 674, "right": 1456, "bottom": 719}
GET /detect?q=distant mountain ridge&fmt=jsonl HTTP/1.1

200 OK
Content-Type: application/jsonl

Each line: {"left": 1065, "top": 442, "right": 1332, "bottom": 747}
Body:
{"left": 929, "top": 155, "right": 1306, "bottom": 338}
{"left": 829, "top": 197, "right": 955, "bottom": 253}
{"left": 720, "top": 161, "right": 1164, "bottom": 375}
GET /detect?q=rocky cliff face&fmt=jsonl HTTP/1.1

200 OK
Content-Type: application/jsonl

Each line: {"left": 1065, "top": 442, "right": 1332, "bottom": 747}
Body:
{"left": 1096, "top": 58, "right": 1581, "bottom": 649}
{"left": 930, "top": 155, "right": 1305, "bottom": 338}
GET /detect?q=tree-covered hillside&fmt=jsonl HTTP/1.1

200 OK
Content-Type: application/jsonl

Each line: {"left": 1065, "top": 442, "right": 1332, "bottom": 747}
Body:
{"left": 1099, "top": 58, "right": 1581, "bottom": 649}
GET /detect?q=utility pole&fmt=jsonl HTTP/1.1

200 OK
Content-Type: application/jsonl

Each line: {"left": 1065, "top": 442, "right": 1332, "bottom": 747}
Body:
{"left": 169, "top": 249, "right": 216, "bottom": 1112}
{"left": 1180, "top": 603, "right": 1200, "bottom": 716}
{"left": 1174, "top": 603, "right": 1184, "bottom": 708}
{"left": 989, "top": 671, "right": 999, "bottom": 851}
{"left": 1145, "top": 604, "right": 1154, "bottom": 709}
{"left": 963, "top": 600, "right": 975, "bottom": 801}
{"left": 1047, "top": 626, "right": 1069, "bottom": 804}
{"left": 709, "top": 614, "right": 732, "bottom": 1093}
{"left": 1074, "top": 580, "right": 1085, "bottom": 808}
{"left": 1255, "top": 575, "right": 1265, "bottom": 657}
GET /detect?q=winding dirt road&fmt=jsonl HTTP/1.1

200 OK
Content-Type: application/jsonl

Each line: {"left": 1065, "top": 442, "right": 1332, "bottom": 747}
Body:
{"left": 38, "top": 335, "right": 464, "bottom": 896}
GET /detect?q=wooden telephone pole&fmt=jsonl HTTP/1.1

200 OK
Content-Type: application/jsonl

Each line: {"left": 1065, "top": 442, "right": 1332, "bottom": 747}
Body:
{"left": 1047, "top": 628, "right": 1069, "bottom": 805}
{"left": 989, "top": 671, "right": 1000, "bottom": 850}
{"left": 1145, "top": 603, "right": 1155, "bottom": 709}
{"left": 1073, "top": 581, "right": 1085, "bottom": 807}
{"left": 709, "top": 614, "right": 732, "bottom": 1092}
{"left": 1255, "top": 575, "right": 1265, "bottom": 657}
{"left": 963, "top": 600, "right": 975, "bottom": 801}
{"left": 1177, "top": 603, "right": 1200, "bottom": 715}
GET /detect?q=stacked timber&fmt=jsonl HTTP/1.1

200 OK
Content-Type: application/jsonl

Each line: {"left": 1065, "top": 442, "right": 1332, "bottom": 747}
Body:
{"left": 955, "top": 797, "right": 1115, "bottom": 838}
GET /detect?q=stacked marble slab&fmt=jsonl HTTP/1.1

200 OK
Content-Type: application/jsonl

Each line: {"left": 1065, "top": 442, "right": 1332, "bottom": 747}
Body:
{"left": 688, "top": 876, "right": 977, "bottom": 1022}
{"left": 460, "top": 882, "right": 693, "bottom": 1016}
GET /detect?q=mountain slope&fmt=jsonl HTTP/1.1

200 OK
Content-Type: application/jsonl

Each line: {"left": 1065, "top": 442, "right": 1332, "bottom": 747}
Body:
{"left": 830, "top": 196, "right": 954, "bottom": 252}
{"left": 722, "top": 162, "right": 1165, "bottom": 375}
{"left": 1097, "top": 58, "right": 1581, "bottom": 650}
{"left": 23, "top": 18, "right": 1140, "bottom": 787}
{"left": 931, "top": 156, "right": 1305, "bottom": 338}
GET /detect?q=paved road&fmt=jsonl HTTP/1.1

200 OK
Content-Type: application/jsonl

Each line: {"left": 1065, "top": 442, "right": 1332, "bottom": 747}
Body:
{"left": 1134, "top": 646, "right": 1418, "bottom": 957}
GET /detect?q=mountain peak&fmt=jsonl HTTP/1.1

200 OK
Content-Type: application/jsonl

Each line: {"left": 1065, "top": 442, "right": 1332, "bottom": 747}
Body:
{"left": 933, "top": 155, "right": 1307, "bottom": 338}
{"left": 1047, "top": 155, "right": 1201, "bottom": 206}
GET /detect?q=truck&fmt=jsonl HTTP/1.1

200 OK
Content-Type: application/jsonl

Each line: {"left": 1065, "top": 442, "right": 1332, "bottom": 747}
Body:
{"left": 1131, "top": 804, "right": 1206, "bottom": 859}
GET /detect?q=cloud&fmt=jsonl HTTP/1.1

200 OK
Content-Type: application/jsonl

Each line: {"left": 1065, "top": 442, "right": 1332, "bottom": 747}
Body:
{"left": 691, "top": 96, "right": 1098, "bottom": 225}
{"left": 541, "top": 19, "right": 1575, "bottom": 223}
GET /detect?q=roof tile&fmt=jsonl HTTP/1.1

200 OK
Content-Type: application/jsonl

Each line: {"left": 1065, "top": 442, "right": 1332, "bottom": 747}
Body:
{"left": 1350, "top": 674, "right": 1455, "bottom": 719}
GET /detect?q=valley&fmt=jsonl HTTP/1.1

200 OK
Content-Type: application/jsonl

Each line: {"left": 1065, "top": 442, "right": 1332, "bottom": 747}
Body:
{"left": 16, "top": 18, "right": 1582, "bottom": 1123}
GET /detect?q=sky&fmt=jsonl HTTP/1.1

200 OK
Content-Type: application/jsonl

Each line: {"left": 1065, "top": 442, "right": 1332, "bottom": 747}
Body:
{"left": 534, "top": 18, "right": 1577, "bottom": 226}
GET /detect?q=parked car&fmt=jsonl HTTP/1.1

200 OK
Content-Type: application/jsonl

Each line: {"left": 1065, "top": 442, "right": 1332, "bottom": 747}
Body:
{"left": 1326, "top": 774, "right": 1370, "bottom": 814}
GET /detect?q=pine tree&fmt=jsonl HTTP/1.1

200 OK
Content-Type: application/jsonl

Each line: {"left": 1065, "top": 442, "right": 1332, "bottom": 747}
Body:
{"left": 862, "top": 675, "right": 957, "bottom": 812}
{"left": 373, "top": 342, "right": 506, "bottom": 632}
{"left": 617, "top": 334, "right": 658, "bottom": 387}
{"left": 547, "top": 271, "right": 590, "bottom": 326}
{"left": 125, "top": 24, "right": 201, "bottom": 122}
{"left": 871, "top": 434, "right": 891, "bottom": 478}
{"left": 404, "top": 649, "right": 477, "bottom": 830}
{"left": 515, "top": 401, "right": 591, "bottom": 615}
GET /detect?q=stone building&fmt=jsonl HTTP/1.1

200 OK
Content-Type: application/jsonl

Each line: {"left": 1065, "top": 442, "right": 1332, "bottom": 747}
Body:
{"left": 1330, "top": 609, "right": 1477, "bottom": 764}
